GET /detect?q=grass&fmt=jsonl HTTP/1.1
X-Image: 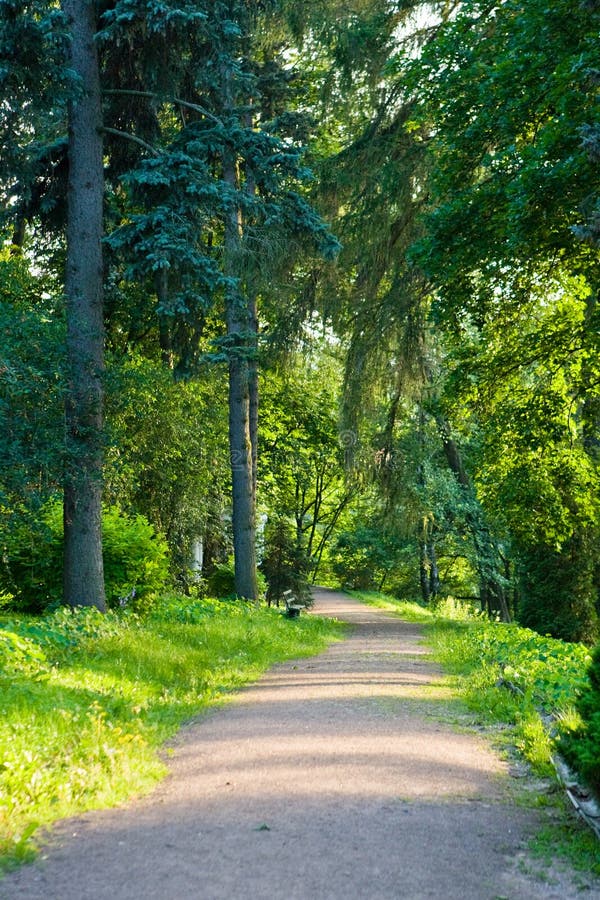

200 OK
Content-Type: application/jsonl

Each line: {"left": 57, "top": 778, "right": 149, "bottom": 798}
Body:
{"left": 350, "top": 589, "right": 600, "bottom": 875}
{"left": 0, "top": 596, "right": 345, "bottom": 872}
{"left": 346, "top": 590, "right": 435, "bottom": 623}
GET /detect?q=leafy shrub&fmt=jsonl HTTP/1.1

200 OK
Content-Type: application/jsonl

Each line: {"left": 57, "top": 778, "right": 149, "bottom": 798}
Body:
{"left": 558, "top": 642, "right": 600, "bottom": 795}
{"left": 206, "top": 560, "right": 236, "bottom": 598}
{"left": 426, "top": 607, "right": 593, "bottom": 779}
{"left": 0, "top": 629, "right": 49, "bottom": 679}
{"left": 149, "top": 592, "right": 243, "bottom": 623}
{"left": 0, "top": 500, "right": 170, "bottom": 613}
{"left": 101, "top": 506, "right": 170, "bottom": 612}
{"left": 463, "top": 621, "right": 592, "bottom": 710}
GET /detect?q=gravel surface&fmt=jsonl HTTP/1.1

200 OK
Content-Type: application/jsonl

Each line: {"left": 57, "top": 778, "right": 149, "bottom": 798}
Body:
{"left": 3, "top": 588, "right": 599, "bottom": 900}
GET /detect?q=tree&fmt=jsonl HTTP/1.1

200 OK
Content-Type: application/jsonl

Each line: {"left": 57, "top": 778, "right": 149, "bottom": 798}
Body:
{"left": 259, "top": 355, "right": 354, "bottom": 582}
{"left": 104, "top": 1, "right": 338, "bottom": 598}
{"left": 105, "top": 355, "right": 230, "bottom": 586}
{"left": 62, "top": 0, "right": 106, "bottom": 610}
{"left": 402, "top": 0, "right": 600, "bottom": 639}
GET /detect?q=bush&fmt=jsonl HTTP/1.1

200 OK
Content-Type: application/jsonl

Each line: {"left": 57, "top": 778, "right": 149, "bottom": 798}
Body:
{"left": 558, "top": 641, "right": 600, "bottom": 796}
{"left": 0, "top": 500, "right": 170, "bottom": 613}
{"left": 101, "top": 507, "right": 170, "bottom": 612}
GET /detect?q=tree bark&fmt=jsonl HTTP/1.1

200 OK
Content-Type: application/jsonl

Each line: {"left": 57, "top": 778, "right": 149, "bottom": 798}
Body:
{"left": 62, "top": 0, "right": 106, "bottom": 610}
{"left": 223, "top": 147, "right": 258, "bottom": 601}
{"left": 248, "top": 287, "right": 259, "bottom": 504}
{"left": 243, "top": 123, "right": 259, "bottom": 505}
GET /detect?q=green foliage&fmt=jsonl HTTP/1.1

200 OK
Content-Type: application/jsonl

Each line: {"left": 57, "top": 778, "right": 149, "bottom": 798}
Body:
{"left": 259, "top": 358, "right": 353, "bottom": 575}
{"left": 331, "top": 525, "right": 401, "bottom": 591}
{"left": 426, "top": 608, "right": 592, "bottom": 778}
{"left": 518, "top": 539, "right": 599, "bottom": 645}
{"left": 313, "top": 0, "right": 600, "bottom": 644}
{"left": 105, "top": 355, "right": 230, "bottom": 583}
{"left": 0, "top": 500, "right": 170, "bottom": 613}
{"left": 260, "top": 518, "right": 312, "bottom": 604}
{"left": 101, "top": 506, "right": 170, "bottom": 611}
{"left": 0, "top": 0, "right": 72, "bottom": 215}
{"left": 0, "top": 251, "right": 65, "bottom": 518}
{"left": 407, "top": 0, "right": 600, "bottom": 320}
{"left": 206, "top": 560, "right": 237, "bottom": 599}
{"left": 0, "top": 595, "right": 344, "bottom": 869}
{"left": 429, "top": 613, "right": 589, "bottom": 708}
{"left": 206, "top": 559, "right": 266, "bottom": 601}
{"left": 0, "top": 629, "right": 49, "bottom": 680}
{"left": 559, "top": 642, "right": 600, "bottom": 796}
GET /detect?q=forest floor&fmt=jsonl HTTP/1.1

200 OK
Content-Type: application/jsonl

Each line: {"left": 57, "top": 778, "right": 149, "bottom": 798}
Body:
{"left": 2, "top": 588, "right": 600, "bottom": 900}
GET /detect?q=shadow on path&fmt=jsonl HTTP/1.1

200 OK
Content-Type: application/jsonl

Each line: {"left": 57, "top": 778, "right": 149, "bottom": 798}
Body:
{"left": 2, "top": 588, "right": 598, "bottom": 900}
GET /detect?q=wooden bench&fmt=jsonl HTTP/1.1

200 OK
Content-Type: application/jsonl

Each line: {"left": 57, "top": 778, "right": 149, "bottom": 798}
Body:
{"left": 282, "top": 589, "right": 308, "bottom": 618}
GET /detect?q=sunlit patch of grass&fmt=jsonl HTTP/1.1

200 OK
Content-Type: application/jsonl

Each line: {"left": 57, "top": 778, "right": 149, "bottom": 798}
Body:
{"left": 425, "top": 614, "right": 591, "bottom": 770}
{"left": 0, "top": 599, "right": 345, "bottom": 872}
{"left": 347, "top": 591, "right": 433, "bottom": 622}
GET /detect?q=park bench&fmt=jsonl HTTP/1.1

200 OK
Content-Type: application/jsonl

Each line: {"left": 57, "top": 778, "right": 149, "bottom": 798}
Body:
{"left": 282, "top": 588, "right": 308, "bottom": 618}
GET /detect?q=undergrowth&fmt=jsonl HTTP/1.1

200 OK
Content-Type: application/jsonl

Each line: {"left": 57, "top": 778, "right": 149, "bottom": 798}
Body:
{"left": 0, "top": 596, "right": 344, "bottom": 872}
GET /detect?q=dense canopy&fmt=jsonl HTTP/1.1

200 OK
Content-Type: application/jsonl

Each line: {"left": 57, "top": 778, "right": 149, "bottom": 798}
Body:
{"left": 1, "top": 0, "right": 599, "bottom": 644}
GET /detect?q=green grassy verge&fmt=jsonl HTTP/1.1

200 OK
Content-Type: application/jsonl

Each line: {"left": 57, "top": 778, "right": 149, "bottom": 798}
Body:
{"left": 349, "top": 590, "right": 600, "bottom": 874}
{"left": 347, "top": 590, "right": 434, "bottom": 623}
{"left": 0, "top": 596, "right": 345, "bottom": 872}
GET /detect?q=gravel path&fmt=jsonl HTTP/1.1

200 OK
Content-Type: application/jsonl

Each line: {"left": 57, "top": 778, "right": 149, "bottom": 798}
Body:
{"left": 3, "top": 588, "right": 599, "bottom": 900}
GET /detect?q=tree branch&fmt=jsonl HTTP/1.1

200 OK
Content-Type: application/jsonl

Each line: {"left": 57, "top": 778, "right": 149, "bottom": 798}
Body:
{"left": 102, "top": 89, "right": 223, "bottom": 126}
{"left": 102, "top": 127, "right": 160, "bottom": 156}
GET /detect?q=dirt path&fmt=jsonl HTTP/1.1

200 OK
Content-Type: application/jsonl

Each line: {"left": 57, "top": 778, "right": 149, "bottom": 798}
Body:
{"left": 3, "top": 589, "right": 599, "bottom": 899}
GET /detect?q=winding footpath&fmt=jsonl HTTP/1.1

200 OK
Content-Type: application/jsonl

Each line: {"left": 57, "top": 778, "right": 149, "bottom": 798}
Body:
{"left": 3, "top": 589, "right": 599, "bottom": 899}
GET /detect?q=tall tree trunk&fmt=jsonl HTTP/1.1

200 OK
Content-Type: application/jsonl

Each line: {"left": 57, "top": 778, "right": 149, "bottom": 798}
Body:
{"left": 223, "top": 148, "right": 258, "bottom": 601}
{"left": 62, "top": 0, "right": 106, "bottom": 611}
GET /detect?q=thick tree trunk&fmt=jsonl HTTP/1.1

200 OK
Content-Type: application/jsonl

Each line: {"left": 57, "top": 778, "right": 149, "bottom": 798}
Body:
{"left": 223, "top": 149, "right": 258, "bottom": 601}
{"left": 62, "top": 0, "right": 106, "bottom": 611}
